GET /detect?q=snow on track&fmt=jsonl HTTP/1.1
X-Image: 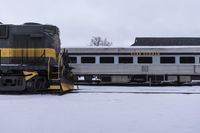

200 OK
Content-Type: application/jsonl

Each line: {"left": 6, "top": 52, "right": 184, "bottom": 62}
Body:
{"left": 0, "top": 86, "right": 200, "bottom": 133}
{"left": 76, "top": 86, "right": 200, "bottom": 94}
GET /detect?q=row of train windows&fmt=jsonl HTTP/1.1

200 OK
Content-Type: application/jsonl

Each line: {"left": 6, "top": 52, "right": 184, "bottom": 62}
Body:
{"left": 69, "top": 57, "right": 195, "bottom": 64}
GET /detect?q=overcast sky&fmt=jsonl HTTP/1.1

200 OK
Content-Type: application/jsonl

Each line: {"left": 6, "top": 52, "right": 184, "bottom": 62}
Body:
{"left": 1, "top": 0, "right": 200, "bottom": 47}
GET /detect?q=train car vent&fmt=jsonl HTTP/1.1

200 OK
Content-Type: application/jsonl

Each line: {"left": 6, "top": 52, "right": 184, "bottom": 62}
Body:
{"left": 141, "top": 66, "right": 149, "bottom": 72}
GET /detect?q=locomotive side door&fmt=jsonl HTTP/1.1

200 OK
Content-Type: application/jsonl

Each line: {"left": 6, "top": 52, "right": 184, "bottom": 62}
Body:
{"left": 12, "top": 35, "right": 29, "bottom": 64}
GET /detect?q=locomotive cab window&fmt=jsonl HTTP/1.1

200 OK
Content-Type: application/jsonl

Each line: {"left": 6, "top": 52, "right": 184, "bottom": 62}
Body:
{"left": 138, "top": 57, "right": 152, "bottom": 64}
{"left": 160, "top": 57, "right": 175, "bottom": 64}
{"left": 81, "top": 57, "right": 95, "bottom": 63}
{"left": 100, "top": 57, "right": 114, "bottom": 63}
{"left": 119, "top": 57, "right": 133, "bottom": 64}
{"left": 0, "top": 25, "right": 9, "bottom": 39}
{"left": 69, "top": 57, "right": 77, "bottom": 63}
{"left": 180, "top": 57, "right": 195, "bottom": 64}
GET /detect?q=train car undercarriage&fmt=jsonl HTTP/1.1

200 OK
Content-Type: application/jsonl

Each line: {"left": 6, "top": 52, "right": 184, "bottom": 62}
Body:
{"left": 74, "top": 74, "right": 200, "bottom": 86}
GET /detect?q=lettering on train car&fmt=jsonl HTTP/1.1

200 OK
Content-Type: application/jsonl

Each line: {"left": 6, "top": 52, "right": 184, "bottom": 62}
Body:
{"left": 131, "top": 52, "right": 160, "bottom": 56}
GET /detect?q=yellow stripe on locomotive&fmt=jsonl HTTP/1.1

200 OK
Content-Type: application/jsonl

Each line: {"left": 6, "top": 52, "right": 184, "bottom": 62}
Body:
{"left": 0, "top": 48, "right": 57, "bottom": 60}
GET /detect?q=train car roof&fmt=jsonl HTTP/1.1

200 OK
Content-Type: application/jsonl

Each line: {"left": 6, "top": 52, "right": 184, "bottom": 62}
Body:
{"left": 132, "top": 38, "right": 200, "bottom": 46}
{"left": 65, "top": 46, "right": 200, "bottom": 54}
{"left": 65, "top": 46, "right": 200, "bottom": 49}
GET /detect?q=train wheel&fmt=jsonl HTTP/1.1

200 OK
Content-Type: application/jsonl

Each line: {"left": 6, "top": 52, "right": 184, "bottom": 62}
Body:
{"left": 26, "top": 79, "right": 36, "bottom": 93}
{"left": 34, "top": 77, "right": 48, "bottom": 91}
{"left": 26, "top": 77, "right": 48, "bottom": 93}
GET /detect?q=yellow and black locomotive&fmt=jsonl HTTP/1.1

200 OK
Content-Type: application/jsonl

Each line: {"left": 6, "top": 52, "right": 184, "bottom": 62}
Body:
{"left": 0, "top": 23, "right": 73, "bottom": 93}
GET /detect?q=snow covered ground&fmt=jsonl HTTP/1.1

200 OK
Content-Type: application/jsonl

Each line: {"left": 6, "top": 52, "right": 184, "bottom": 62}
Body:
{"left": 0, "top": 86, "right": 200, "bottom": 133}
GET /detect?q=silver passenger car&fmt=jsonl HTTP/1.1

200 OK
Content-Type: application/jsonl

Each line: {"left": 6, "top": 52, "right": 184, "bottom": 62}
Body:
{"left": 65, "top": 46, "right": 200, "bottom": 85}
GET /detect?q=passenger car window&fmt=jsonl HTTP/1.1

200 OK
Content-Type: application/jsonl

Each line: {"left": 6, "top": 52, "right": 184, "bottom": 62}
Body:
{"left": 81, "top": 57, "right": 95, "bottom": 63}
{"left": 119, "top": 57, "right": 133, "bottom": 64}
{"left": 69, "top": 57, "right": 77, "bottom": 63}
{"left": 180, "top": 57, "right": 195, "bottom": 64}
{"left": 160, "top": 57, "right": 175, "bottom": 64}
{"left": 100, "top": 57, "right": 114, "bottom": 63}
{"left": 138, "top": 57, "right": 152, "bottom": 64}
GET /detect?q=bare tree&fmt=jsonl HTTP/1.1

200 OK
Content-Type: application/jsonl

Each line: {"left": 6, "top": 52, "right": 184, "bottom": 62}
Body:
{"left": 90, "top": 36, "right": 112, "bottom": 46}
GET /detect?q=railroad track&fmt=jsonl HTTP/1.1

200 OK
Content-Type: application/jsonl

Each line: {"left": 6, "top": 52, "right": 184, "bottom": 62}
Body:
{"left": 71, "top": 89, "right": 200, "bottom": 94}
